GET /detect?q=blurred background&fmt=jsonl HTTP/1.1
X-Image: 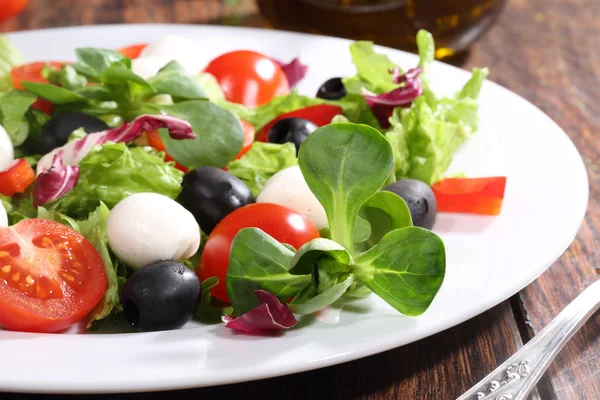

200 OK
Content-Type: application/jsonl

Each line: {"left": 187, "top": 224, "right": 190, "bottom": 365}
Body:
{"left": 0, "top": 0, "right": 506, "bottom": 60}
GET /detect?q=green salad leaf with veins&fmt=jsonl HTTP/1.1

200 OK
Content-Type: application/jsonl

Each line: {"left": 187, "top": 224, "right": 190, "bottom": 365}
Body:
{"left": 226, "top": 124, "right": 446, "bottom": 317}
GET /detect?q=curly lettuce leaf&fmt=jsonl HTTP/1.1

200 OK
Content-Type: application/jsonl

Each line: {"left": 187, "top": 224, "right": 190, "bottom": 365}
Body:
{"left": 0, "top": 192, "right": 36, "bottom": 225}
{"left": 0, "top": 36, "right": 25, "bottom": 92}
{"left": 78, "top": 203, "right": 125, "bottom": 326}
{"left": 342, "top": 41, "right": 401, "bottom": 95}
{"left": 46, "top": 143, "right": 184, "bottom": 218}
{"left": 227, "top": 142, "right": 297, "bottom": 197}
{"left": 0, "top": 90, "right": 37, "bottom": 146}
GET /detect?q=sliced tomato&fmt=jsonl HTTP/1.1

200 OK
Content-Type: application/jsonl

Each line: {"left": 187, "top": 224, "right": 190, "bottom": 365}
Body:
{"left": 0, "top": 0, "right": 28, "bottom": 21}
{"left": 117, "top": 43, "right": 148, "bottom": 59}
{"left": 204, "top": 50, "right": 289, "bottom": 107}
{"left": 431, "top": 177, "right": 507, "bottom": 215}
{"left": 0, "top": 159, "right": 36, "bottom": 196}
{"left": 11, "top": 61, "right": 66, "bottom": 90}
{"left": 145, "top": 130, "right": 188, "bottom": 172}
{"left": 235, "top": 119, "right": 255, "bottom": 160}
{"left": 256, "top": 105, "right": 343, "bottom": 142}
{"left": 198, "top": 203, "right": 320, "bottom": 302}
{"left": 0, "top": 219, "right": 107, "bottom": 332}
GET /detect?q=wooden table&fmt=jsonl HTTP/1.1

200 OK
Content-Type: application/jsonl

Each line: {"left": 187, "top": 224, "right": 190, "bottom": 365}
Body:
{"left": 1, "top": 0, "right": 599, "bottom": 399}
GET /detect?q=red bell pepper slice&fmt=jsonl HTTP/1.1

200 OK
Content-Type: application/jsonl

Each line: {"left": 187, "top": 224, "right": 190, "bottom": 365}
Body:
{"left": 431, "top": 177, "right": 507, "bottom": 215}
{"left": 117, "top": 44, "right": 148, "bottom": 60}
{"left": 0, "top": 159, "right": 36, "bottom": 196}
{"left": 256, "top": 104, "right": 343, "bottom": 142}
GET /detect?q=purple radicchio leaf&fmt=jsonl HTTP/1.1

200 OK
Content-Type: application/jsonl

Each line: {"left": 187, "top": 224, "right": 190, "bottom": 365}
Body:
{"left": 222, "top": 290, "right": 297, "bottom": 333}
{"left": 362, "top": 67, "right": 424, "bottom": 128}
{"left": 36, "top": 114, "right": 195, "bottom": 175}
{"left": 33, "top": 154, "right": 80, "bottom": 207}
{"left": 390, "top": 67, "right": 422, "bottom": 84}
{"left": 274, "top": 58, "right": 308, "bottom": 88}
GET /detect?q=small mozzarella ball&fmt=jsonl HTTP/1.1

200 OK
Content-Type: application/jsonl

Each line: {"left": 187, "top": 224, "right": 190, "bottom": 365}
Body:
{"left": 257, "top": 165, "right": 328, "bottom": 230}
{"left": 107, "top": 193, "right": 200, "bottom": 270}
{"left": 131, "top": 56, "right": 173, "bottom": 80}
{"left": 0, "top": 201, "right": 8, "bottom": 227}
{"left": 139, "top": 34, "right": 208, "bottom": 76}
{"left": 0, "top": 124, "right": 14, "bottom": 172}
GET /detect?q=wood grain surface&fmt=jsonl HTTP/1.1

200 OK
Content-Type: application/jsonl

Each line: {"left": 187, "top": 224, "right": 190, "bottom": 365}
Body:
{"left": 1, "top": 0, "right": 599, "bottom": 399}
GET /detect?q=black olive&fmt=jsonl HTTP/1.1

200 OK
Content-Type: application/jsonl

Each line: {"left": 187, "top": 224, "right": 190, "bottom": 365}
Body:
{"left": 41, "top": 111, "right": 109, "bottom": 153}
{"left": 383, "top": 179, "right": 437, "bottom": 230}
{"left": 267, "top": 117, "right": 317, "bottom": 154}
{"left": 120, "top": 261, "right": 201, "bottom": 332}
{"left": 178, "top": 167, "right": 254, "bottom": 234}
{"left": 316, "top": 77, "right": 346, "bottom": 100}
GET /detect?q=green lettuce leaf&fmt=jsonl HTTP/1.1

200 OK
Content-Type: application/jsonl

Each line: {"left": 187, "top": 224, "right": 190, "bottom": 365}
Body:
{"left": 0, "top": 90, "right": 37, "bottom": 146}
{"left": 381, "top": 30, "right": 489, "bottom": 185}
{"left": 44, "top": 64, "right": 88, "bottom": 90}
{"left": 46, "top": 143, "right": 184, "bottom": 218}
{"left": 389, "top": 65, "right": 488, "bottom": 185}
{"left": 0, "top": 192, "right": 36, "bottom": 225}
{"left": 227, "top": 142, "right": 298, "bottom": 197}
{"left": 36, "top": 207, "right": 81, "bottom": 231}
{"left": 0, "top": 36, "right": 25, "bottom": 92}
{"left": 78, "top": 203, "right": 124, "bottom": 326}
{"left": 342, "top": 41, "right": 400, "bottom": 95}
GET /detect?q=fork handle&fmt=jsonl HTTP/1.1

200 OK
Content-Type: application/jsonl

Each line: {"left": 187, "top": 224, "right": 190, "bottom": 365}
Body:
{"left": 456, "top": 279, "right": 600, "bottom": 400}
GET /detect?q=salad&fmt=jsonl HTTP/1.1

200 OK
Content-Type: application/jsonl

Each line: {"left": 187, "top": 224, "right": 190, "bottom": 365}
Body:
{"left": 0, "top": 30, "right": 506, "bottom": 334}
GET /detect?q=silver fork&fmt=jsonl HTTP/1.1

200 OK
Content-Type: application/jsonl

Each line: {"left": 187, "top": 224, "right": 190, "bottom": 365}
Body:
{"left": 457, "top": 279, "right": 600, "bottom": 400}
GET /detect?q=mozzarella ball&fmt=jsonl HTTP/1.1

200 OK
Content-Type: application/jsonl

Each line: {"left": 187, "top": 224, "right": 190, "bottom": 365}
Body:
{"left": 107, "top": 193, "right": 200, "bottom": 270}
{"left": 0, "top": 124, "right": 14, "bottom": 172}
{"left": 257, "top": 166, "right": 328, "bottom": 230}
{"left": 139, "top": 34, "right": 208, "bottom": 76}
{"left": 131, "top": 56, "right": 174, "bottom": 80}
{"left": 0, "top": 201, "right": 8, "bottom": 227}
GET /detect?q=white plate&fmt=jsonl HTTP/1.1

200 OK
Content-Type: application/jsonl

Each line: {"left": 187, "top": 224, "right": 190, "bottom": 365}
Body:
{"left": 1, "top": 24, "right": 588, "bottom": 394}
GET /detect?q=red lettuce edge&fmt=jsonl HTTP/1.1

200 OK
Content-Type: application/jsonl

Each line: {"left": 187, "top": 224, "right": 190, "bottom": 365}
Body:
{"left": 223, "top": 290, "right": 297, "bottom": 333}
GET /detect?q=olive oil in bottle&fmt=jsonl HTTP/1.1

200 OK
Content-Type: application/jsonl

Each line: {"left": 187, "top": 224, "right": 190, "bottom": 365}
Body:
{"left": 257, "top": 0, "right": 506, "bottom": 59}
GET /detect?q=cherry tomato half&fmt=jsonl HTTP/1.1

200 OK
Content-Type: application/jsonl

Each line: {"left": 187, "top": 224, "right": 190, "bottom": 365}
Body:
{"left": 198, "top": 203, "right": 320, "bottom": 302}
{"left": 256, "top": 105, "right": 343, "bottom": 142}
{"left": 11, "top": 61, "right": 66, "bottom": 90}
{"left": 117, "top": 43, "right": 148, "bottom": 59}
{"left": 0, "top": 219, "right": 107, "bottom": 332}
{"left": 431, "top": 177, "right": 507, "bottom": 215}
{"left": 204, "top": 50, "right": 290, "bottom": 107}
{"left": 0, "top": 159, "right": 35, "bottom": 196}
{"left": 0, "top": 0, "right": 28, "bottom": 21}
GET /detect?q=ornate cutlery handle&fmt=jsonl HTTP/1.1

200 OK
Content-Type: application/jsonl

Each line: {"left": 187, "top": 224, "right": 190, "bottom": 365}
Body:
{"left": 457, "top": 279, "right": 600, "bottom": 400}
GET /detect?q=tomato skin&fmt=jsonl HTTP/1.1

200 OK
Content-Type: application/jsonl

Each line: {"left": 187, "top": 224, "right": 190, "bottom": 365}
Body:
{"left": 235, "top": 119, "right": 255, "bottom": 160}
{"left": 0, "top": 0, "right": 28, "bottom": 21}
{"left": 256, "top": 105, "right": 343, "bottom": 142}
{"left": 32, "top": 98, "right": 53, "bottom": 115}
{"left": 204, "top": 50, "right": 289, "bottom": 107}
{"left": 11, "top": 61, "right": 66, "bottom": 90}
{"left": 0, "top": 219, "right": 107, "bottom": 333}
{"left": 0, "top": 159, "right": 36, "bottom": 196}
{"left": 198, "top": 203, "right": 320, "bottom": 302}
{"left": 117, "top": 43, "right": 148, "bottom": 59}
{"left": 431, "top": 177, "right": 507, "bottom": 215}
